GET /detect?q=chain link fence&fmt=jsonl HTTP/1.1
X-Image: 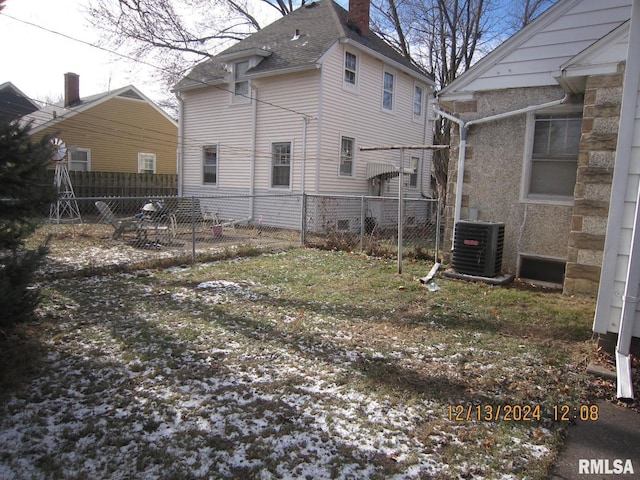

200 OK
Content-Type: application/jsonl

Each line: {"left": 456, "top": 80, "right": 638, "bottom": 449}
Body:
{"left": 35, "top": 194, "right": 441, "bottom": 268}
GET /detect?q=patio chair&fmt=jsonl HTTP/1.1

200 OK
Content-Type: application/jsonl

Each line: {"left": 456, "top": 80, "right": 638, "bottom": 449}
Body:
{"left": 96, "top": 201, "right": 169, "bottom": 242}
{"left": 95, "top": 201, "right": 141, "bottom": 239}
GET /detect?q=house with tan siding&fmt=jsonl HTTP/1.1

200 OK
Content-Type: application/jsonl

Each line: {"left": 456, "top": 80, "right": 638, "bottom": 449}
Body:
{"left": 27, "top": 73, "right": 177, "bottom": 175}
{"left": 436, "top": 0, "right": 631, "bottom": 293}
{"left": 436, "top": 0, "right": 640, "bottom": 396}
{"left": 173, "top": 0, "right": 436, "bottom": 229}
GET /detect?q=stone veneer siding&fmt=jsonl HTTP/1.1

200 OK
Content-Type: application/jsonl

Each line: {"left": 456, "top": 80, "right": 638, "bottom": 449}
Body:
{"left": 442, "top": 66, "right": 624, "bottom": 296}
{"left": 564, "top": 63, "right": 624, "bottom": 296}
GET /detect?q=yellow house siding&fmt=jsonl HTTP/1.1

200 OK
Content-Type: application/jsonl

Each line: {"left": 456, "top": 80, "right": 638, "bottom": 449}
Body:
{"left": 33, "top": 96, "right": 177, "bottom": 174}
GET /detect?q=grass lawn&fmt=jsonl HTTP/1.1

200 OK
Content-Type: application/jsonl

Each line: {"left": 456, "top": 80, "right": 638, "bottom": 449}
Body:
{"left": 0, "top": 246, "right": 607, "bottom": 479}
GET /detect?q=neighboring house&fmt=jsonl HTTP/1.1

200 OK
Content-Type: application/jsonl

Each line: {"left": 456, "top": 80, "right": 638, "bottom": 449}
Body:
{"left": 173, "top": 0, "right": 436, "bottom": 229}
{"left": 437, "top": 0, "right": 640, "bottom": 397}
{"left": 26, "top": 73, "right": 178, "bottom": 175}
{"left": 0, "top": 81, "right": 39, "bottom": 124}
{"left": 436, "top": 0, "right": 632, "bottom": 295}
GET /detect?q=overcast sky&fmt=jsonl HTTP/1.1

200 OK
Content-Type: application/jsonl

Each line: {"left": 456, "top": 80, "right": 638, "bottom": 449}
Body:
{"left": 0, "top": 0, "right": 167, "bottom": 105}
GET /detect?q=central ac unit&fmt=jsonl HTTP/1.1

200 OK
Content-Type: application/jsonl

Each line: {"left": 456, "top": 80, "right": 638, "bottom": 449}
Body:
{"left": 453, "top": 221, "right": 505, "bottom": 277}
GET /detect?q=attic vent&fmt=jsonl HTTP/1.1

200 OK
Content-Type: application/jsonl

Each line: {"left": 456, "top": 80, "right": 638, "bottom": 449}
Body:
{"left": 305, "top": 1, "right": 319, "bottom": 8}
{"left": 118, "top": 89, "right": 144, "bottom": 100}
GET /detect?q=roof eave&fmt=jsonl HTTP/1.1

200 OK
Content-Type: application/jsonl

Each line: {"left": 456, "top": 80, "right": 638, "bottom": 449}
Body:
{"left": 248, "top": 63, "right": 321, "bottom": 80}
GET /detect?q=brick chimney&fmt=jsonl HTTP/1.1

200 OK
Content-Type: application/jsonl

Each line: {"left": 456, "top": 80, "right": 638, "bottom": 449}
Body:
{"left": 347, "top": 0, "right": 370, "bottom": 37}
{"left": 64, "top": 72, "right": 80, "bottom": 108}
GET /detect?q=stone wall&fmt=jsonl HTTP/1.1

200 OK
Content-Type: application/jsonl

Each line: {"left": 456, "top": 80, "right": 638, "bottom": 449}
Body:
{"left": 564, "top": 64, "right": 625, "bottom": 295}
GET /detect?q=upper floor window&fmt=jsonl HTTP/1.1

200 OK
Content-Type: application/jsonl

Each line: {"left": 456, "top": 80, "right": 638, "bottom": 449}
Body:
{"left": 344, "top": 52, "right": 357, "bottom": 86}
{"left": 271, "top": 142, "right": 291, "bottom": 188}
{"left": 138, "top": 153, "right": 156, "bottom": 174}
{"left": 203, "top": 145, "right": 218, "bottom": 185}
{"left": 413, "top": 85, "right": 423, "bottom": 118}
{"left": 339, "top": 136, "right": 355, "bottom": 177}
{"left": 524, "top": 111, "right": 582, "bottom": 201}
{"left": 69, "top": 148, "right": 90, "bottom": 172}
{"left": 383, "top": 71, "right": 394, "bottom": 111}
{"left": 234, "top": 61, "right": 250, "bottom": 99}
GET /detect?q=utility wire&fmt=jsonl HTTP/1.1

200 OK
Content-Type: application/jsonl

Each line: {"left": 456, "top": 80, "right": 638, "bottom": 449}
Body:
{"left": 2, "top": 12, "right": 313, "bottom": 119}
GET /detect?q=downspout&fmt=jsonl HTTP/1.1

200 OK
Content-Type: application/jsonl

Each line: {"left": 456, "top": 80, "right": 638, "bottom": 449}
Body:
{"left": 433, "top": 92, "right": 569, "bottom": 250}
{"left": 175, "top": 91, "right": 184, "bottom": 197}
{"left": 614, "top": 0, "right": 640, "bottom": 400}
{"left": 249, "top": 85, "right": 258, "bottom": 220}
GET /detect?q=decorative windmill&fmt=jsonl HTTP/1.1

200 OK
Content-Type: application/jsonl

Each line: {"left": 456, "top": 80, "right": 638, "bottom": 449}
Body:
{"left": 49, "top": 138, "right": 82, "bottom": 224}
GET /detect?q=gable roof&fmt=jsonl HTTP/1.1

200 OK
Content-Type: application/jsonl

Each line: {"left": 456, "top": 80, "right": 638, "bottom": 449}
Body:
{"left": 24, "top": 85, "right": 177, "bottom": 134}
{"left": 557, "top": 20, "right": 629, "bottom": 92}
{"left": 173, "top": 0, "right": 432, "bottom": 92}
{"left": 0, "top": 81, "right": 39, "bottom": 123}
{"left": 439, "top": 0, "right": 631, "bottom": 100}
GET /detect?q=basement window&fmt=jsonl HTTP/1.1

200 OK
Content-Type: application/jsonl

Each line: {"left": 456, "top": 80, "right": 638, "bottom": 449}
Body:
{"left": 337, "top": 219, "right": 350, "bottom": 231}
{"left": 519, "top": 256, "right": 566, "bottom": 287}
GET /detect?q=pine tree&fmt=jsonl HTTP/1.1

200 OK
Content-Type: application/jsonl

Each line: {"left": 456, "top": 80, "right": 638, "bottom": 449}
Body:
{"left": 0, "top": 121, "right": 56, "bottom": 329}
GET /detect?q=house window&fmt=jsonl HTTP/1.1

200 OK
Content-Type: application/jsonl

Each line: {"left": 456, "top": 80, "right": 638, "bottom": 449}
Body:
{"left": 526, "top": 112, "right": 582, "bottom": 200}
{"left": 203, "top": 145, "right": 217, "bottom": 185}
{"left": 69, "top": 148, "right": 90, "bottom": 172}
{"left": 339, "top": 136, "right": 355, "bottom": 177}
{"left": 138, "top": 153, "right": 156, "bottom": 174}
{"left": 519, "top": 256, "right": 566, "bottom": 287}
{"left": 337, "top": 219, "right": 350, "bottom": 231}
{"left": 383, "top": 71, "right": 394, "bottom": 111}
{"left": 413, "top": 85, "right": 423, "bottom": 118}
{"left": 409, "top": 156, "right": 419, "bottom": 188}
{"left": 234, "top": 61, "right": 250, "bottom": 98}
{"left": 344, "top": 52, "right": 357, "bottom": 86}
{"left": 271, "top": 142, "right": 291, "bottom": 188}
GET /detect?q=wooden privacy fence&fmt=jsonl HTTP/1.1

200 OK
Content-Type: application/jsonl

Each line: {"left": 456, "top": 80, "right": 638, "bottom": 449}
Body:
{"left": 47, "top": 171, "right": 178, "bottom": 198}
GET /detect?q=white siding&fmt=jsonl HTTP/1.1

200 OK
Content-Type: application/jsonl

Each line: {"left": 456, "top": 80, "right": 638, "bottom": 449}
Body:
{"left": 181, "top": 86, "right": 254, "bottom": 193}
{"left": 595, "top": 52, "right": 640, "bottom": 337}
{"left": 179, "top": 43, "right": 435, "bottom": 208}
{"left": 253, "top": 69, "right": 320, "bottom": 193}
{"left": 317, "top": 44, "right": 431, "bottom": 196}
{"left": 443, "top": 0, "right": 631, "bottom": 95}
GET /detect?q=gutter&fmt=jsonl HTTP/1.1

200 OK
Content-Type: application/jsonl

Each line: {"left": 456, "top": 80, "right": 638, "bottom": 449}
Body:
{"left": 433, "top": 92, "right": 569, "bottom": 250}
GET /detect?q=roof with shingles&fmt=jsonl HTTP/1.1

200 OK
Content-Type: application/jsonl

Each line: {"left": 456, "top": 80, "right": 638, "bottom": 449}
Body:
{"left": 173, "top": 0, "right": 432, "bottom": 91}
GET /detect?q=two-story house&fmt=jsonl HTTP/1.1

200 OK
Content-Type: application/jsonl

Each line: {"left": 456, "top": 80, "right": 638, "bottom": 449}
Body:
{"left": 173, "top": 0, "right": 436, "bottom": 229}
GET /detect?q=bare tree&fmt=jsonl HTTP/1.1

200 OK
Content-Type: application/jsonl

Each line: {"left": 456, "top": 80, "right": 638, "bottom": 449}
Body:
{"left": 371, "top": 0, "right": 557, "bottom": 205}
{"left": 86, "top": 0, "right": 306, "bottom": 89}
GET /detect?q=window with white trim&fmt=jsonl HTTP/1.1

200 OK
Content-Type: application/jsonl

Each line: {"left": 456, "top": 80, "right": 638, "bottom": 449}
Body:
{"left": 233, "top": 61, "right": 250, "bottom": 100}
{"left": 339, "top": 136, "right": 355, "bottom": 177}
{"left": 69, "top": 148, "right": 90, "bottom": 172}
{"left": 344, "top": 51, "right": 357, "bottom": 86}
{"left": 271, "top": 142, "right": 291, "bottom": 188}
{"left": 383, "top": 71, "right": 394, "bottom": 111}
{"left": 524, "top": 111, "right": 582, "bottom": 201}
{"left": 138, "top": 153, "right": 156, "bottom": 174}
{"left": 409, "top": 156, "right": 419, "bottom": 188}
{"left": 203, "top": 145, "right": 218, "bottom": 185}
{"left": 413, "top": 85, "right": 423, "bottom": 118}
